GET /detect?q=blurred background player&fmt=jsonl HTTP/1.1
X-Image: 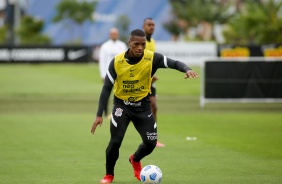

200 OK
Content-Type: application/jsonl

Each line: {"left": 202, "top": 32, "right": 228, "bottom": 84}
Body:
{"left": 99, "top": 27, "right": 127, "bottom": 118}
{"left": 143, "top": 18, "right": 165, "bottom": 147}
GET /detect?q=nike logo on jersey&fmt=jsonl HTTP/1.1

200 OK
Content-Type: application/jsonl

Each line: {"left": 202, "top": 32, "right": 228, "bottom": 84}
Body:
{"left": 148, "top": 112, "right": 153, "bottom": 117}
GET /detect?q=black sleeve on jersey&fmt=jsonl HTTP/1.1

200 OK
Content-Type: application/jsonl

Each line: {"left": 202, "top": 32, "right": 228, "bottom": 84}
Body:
{"left": 96, "top": 59, "right": 116, "bottom": 117}
{"left": 152, "top": 52, "right": 191, "bottom": 76}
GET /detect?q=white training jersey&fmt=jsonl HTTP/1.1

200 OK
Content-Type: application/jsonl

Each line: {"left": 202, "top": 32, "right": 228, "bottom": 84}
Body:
{"left": 99, "top": 40, "right": 127, "bottom": 78}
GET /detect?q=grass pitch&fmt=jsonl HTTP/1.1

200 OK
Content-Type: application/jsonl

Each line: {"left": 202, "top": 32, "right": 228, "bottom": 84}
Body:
{"left": 0, "top": 63, "right": 282, "bottom": 184}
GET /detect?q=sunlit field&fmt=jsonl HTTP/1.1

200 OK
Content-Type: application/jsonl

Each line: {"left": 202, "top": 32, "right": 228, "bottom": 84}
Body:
{"left": 0, "top": 63, "right": 282, "bottom": 184}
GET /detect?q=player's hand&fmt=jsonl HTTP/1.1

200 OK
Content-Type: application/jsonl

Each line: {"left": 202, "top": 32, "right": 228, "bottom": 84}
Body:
{"left": 152, "top": 75, "right": 158, "bottom": 83}
{"left": 184, "top": 70, "right": 199, "bottom": 79}
{"left": 91, "top": 116, "right": 103, "bottom": 135}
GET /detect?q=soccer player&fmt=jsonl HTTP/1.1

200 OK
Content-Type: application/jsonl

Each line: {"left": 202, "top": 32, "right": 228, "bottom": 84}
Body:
{"left": 91, "top": 29, "right": 199, "bottom": 184}
{"left": 143, "top": 17, "right": 165, "bottom": 147}
{"left": 98, "top": 27, "right": 127, "bottom": 117}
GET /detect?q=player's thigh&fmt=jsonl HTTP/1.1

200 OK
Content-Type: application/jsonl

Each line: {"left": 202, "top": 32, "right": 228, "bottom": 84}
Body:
{"left": 132, "top": 109, "right": 157, "bottom": 142}
{"left": 110, "top": 104, "right": 130, "bottom": 139}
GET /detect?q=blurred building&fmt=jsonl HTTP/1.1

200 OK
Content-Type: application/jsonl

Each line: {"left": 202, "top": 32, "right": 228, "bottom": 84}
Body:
{"left": 0, "top": 0, "right": 6, "bottom": 26}
{"left": 1, "top": 0, "right": 28, "bottom": 44}
{"left": 26, "top": 0, "right": 172, "bottom": 45}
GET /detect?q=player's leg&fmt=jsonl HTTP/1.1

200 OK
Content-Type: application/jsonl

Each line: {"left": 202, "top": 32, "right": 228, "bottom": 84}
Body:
{"left": 101, "top": 104, "right": 130, "bottom": 182}
{"left": 129, "top": 107, "right": 157, "bottom": 180}
{"left": 133, "top": 110, "right": 157, "bottom": 159}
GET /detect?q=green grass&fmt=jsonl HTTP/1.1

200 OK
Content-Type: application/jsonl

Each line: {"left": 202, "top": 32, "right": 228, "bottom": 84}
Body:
{"left": 0, "top": 63, "right": 282, "bottom": 184}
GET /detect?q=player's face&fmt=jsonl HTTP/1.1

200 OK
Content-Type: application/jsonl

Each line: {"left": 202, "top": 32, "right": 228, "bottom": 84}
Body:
{"left": 128, "top": 36, "right": 146, "bottom": 57}
{"left": 143, "top": 19, "right": 155, "bottom": 36}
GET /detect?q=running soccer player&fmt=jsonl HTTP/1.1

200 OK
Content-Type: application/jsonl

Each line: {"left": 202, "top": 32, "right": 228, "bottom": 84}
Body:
{"left": 91, "top": 29, "right": 199, "bottom": 183}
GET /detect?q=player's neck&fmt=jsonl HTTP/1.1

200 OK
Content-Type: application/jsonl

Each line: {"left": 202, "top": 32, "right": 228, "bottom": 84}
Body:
{"left": 146, "top": 35, "right": 152, "bottom": 42}
{"left": 125, "top": 50, "right": 143, "bottom": 64}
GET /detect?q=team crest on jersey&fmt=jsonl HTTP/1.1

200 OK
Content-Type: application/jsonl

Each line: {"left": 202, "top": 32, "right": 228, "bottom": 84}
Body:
{"left": 115, "top": 108, "right": 123, "bottom": 117}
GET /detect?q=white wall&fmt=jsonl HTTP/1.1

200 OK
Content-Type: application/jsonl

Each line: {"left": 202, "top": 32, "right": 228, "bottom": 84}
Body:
{"left": 156, "top": 41, "right": 217, "bottom": 66}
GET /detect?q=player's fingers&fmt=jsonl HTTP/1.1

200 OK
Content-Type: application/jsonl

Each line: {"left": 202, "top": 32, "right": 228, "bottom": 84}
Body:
{"left": 98, "top": 120, "right": 103, "bottom": 127}
{"left": 189, "top": 71, "right": 199, "bottom": 78}
{"left": 91, "top": 127, "right": 96, "bottom": 134}
{"left": 184, "top": 71, "right": 199, "bottom": 79}
{"left": 184, "top": 72, "right": 193, "bottom": 79}
{"left": 191, "top": 73, "right": 199, "bottom": 78}
{"left": 91, "top": 123, "right": 98, "bottom": 134}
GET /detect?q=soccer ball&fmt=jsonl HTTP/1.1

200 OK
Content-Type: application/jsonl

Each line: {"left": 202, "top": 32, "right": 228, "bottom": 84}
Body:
{"left": 140, "top": 165, "right": 162, "bottom": 184}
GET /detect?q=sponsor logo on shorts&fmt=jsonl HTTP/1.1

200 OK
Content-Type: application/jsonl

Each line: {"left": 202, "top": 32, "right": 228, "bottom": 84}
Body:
{"left": 123, "top": 100, "right": 141, "bottom": 107}
{"left": 146, "top": 132, "right": 158, "bottom": 140}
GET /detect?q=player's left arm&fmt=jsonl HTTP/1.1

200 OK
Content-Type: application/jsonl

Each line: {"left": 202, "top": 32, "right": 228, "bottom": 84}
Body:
{"left": 152, "top": 52, "right": 199, "bottom": 79}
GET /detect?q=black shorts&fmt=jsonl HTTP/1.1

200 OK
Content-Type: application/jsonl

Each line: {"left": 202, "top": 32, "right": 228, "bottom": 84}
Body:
{"left": 110, "top": 100, "right": 158, "bottom": 143}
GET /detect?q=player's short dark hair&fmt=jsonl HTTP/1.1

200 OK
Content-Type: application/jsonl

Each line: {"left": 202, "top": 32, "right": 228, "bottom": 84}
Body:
{"left": 130, "top": 29, "right": 145, "bottom": 37}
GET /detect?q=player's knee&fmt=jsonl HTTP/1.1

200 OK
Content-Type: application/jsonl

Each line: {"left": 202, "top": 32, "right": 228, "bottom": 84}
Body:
{"left": 109, "top": 139, "right": 122, "bottom": 149}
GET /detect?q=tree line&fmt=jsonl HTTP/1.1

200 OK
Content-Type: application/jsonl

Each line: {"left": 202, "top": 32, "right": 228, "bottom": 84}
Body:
{"left": 1, "top": 0, "right": 281, "bottom": 45}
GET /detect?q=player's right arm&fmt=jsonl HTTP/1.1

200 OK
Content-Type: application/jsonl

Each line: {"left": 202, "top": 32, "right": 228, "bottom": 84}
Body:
{"left": 96, "top": 59, "right": 116, "bottom": 117}
{"left": 91, "top": 59, "right": 116, "bottom": 135}
{"left": 98, "top": 44, "right": 107, "bottom": 79}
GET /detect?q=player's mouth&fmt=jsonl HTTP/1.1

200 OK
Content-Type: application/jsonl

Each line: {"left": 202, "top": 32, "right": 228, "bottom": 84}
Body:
{"left": 135, "top": 52, "right": 142, "bottom": 56}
